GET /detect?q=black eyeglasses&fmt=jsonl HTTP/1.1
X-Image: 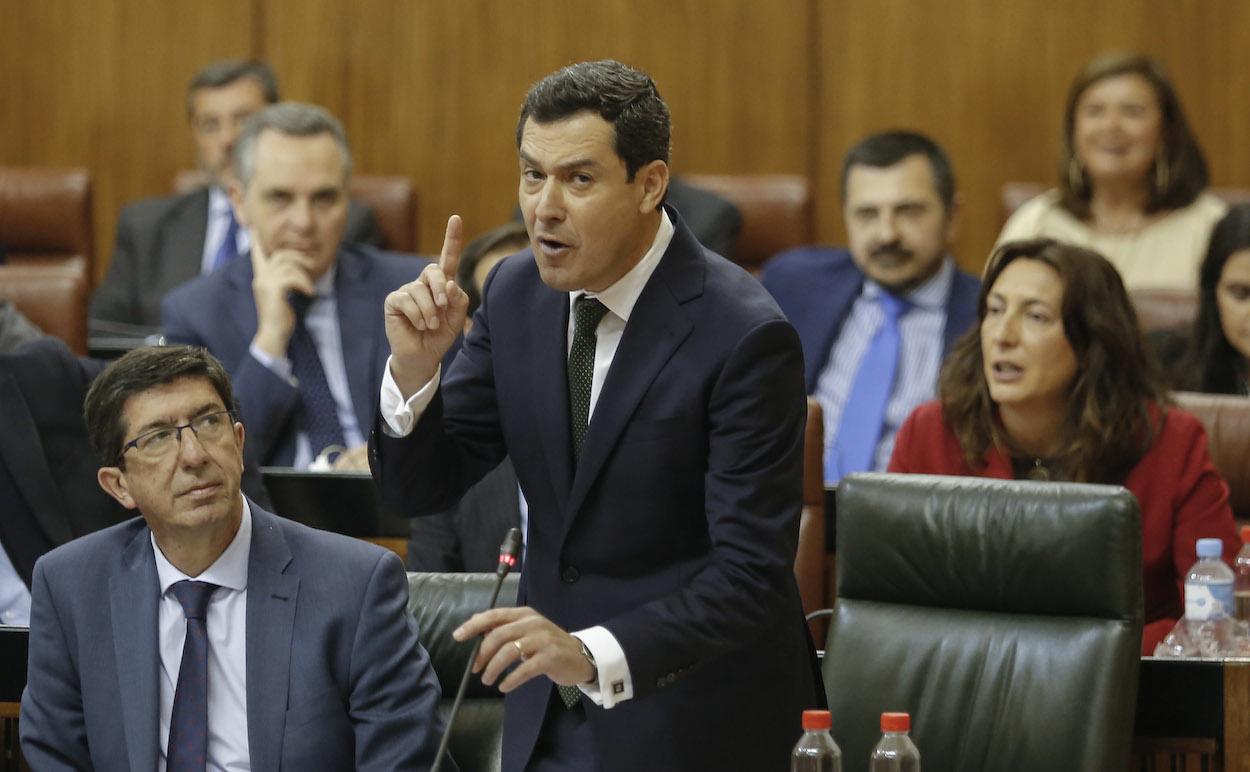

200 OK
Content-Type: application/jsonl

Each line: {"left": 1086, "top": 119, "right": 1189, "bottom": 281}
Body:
{"left": 117, "top": 410, "right": 236, "bottom": 463}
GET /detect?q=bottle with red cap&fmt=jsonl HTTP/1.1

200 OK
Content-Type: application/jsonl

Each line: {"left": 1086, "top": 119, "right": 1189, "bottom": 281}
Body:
{"left": 869, "top": 712, "right": 920, "bottom": 771}
{"left": 791, "top": 709, "right": 842, "bottom": 772}
{"left": 1236, "top": 526, "right": 1250, "bottom": 622}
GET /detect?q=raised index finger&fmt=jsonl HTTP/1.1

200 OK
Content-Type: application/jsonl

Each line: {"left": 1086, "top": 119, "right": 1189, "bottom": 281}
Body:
{"left": 439, "top": 214, "right": 464, "bottom": 279}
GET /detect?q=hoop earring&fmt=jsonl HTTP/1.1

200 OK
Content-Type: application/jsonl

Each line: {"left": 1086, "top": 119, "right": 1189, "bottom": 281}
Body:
{"left": 1155, "top": 155, "right": 1170, "bottom": 196}
{"left": 1067, "top": 157, "right": 1086, "bottom": 195}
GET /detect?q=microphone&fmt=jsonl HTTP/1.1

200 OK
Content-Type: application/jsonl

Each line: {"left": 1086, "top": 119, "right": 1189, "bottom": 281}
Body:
{"left": 431, "top": 528, "right": 522, "bottom": 772}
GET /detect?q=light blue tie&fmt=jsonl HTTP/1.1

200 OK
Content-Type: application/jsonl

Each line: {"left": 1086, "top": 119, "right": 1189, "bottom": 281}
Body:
{"left": 828, "top": 292, "right": 908, "bottom": 482}
{"left": 211, "top": 210, "right": 240, "bottom": 272}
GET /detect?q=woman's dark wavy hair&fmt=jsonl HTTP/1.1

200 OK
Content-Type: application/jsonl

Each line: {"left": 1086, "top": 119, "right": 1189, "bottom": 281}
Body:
{"left": 939, "top": 238, "right": 1169, "bottom": 483}
{"left": 1058, "top": 52, "right": 1209, "bottom": 219}
{"left": 1179, "top": 204, "right": 1250, "bottom": 393}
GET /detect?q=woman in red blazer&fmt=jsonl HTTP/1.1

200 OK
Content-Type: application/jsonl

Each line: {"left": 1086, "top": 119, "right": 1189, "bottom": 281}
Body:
{"left": 889, "top": 238, "right": 1240, "bottom": 654}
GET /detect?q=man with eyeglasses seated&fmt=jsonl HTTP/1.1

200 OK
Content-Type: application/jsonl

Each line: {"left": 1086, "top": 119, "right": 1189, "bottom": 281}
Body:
{"left": 20, "top": 345, "right": 447, "bottom": 770}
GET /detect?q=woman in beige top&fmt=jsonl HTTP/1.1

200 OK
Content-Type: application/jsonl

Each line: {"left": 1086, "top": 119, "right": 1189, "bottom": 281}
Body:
{"left": 998, "top": 52, "right": 1224, "bottom": 290}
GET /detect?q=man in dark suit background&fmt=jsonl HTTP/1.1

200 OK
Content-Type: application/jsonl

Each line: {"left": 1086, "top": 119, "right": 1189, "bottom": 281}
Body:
{"left": 91, "top": 60, "right": 379, "bottom": 328}
{"left": 375, "top": 60, "right": 821, "bottom": 771}
{"left": 0, "top": 339, "right": 123, "bottom": 626}
{"left": 164, "top": 102, "right": 425, "bottom": 470}
{"left": 20, "top": 345, "right": 446, "bottom": 769}
{"left": 761, "top": 130, "right": 980, "bottom": 486}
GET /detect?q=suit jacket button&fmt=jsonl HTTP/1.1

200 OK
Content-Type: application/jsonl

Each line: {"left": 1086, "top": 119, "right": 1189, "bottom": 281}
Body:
{"left": 561, "top": 565, "right": 580, "bottom": 583}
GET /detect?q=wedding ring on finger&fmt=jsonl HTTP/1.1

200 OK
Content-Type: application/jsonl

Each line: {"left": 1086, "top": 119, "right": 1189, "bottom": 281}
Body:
{"left": 513, "top": 640, "right": 527, "bottom": 660}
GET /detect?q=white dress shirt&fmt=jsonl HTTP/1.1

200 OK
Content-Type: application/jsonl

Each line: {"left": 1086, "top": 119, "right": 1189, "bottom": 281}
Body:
{"left": 380, "top": 210, "right": 676, "bottom": 708}
{"left": 201, "top": 188, "right": 251, "bottom": 275}
{"left": 815, "top": 258, "right": 954, "bottom": 482}
{"left": 249, "top": 265, "right": 366, "bottom": 468}
{"left": 0, "top": 544, "right": 30, "bottom": 626}
{"left": 153, "top": 498, "right": 252, "bottom": 771}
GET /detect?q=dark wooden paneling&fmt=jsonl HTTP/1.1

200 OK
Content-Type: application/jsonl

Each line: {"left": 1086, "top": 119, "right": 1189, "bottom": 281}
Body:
{"left": 260, "top": 0, "right": 815, "bottom": 250}
{"left": 0, "top": 0, "right": 253, "bottom": 283}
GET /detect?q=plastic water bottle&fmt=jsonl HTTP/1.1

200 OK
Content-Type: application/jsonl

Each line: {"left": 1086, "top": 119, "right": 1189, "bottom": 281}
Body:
{"left": 1185, "top": 537, "right": 1234, "bottom": 621}
{"left": 1236, "top": 527, "right": 1250, "bottom": 622}
{"left": 791, "top": 709, "right": 842, "bottom": 772}
{"left": 869, "top": 712, "right": 920, "bottom": 772}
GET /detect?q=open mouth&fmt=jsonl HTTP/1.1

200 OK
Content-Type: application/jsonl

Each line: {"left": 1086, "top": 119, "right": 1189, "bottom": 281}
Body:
{"left": 991, "top": 362, "right": 1024, "bottom": 380}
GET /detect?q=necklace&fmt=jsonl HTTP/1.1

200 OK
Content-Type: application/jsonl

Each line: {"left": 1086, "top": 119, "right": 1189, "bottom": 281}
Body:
{"left": 1026, "top": 458, "right": 1051, "bottom": 481}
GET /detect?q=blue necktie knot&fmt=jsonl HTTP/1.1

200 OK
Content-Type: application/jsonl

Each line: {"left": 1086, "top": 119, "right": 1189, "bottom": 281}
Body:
{"left": 170, "top": 580, "right": 218, "bottom": 621}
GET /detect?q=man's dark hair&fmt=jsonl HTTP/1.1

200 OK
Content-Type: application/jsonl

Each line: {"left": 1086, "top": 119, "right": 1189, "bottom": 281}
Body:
{"left": 84, "top": 345, "right": 238, "bottom": 467}
{"left": 186, "top": 60, "right": 280, "bottom": 116}
{"left": 839, "top": 130, "right": 956, "bottom": 212}
{"left": 516, "top": 60, "right": 670, "bottom": 181}
{"left": 459, "top": 222, "right": 531, "bottom": 314}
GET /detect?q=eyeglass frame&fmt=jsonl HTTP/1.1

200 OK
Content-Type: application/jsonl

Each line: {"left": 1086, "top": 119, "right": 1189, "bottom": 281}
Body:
{"left": 116, "top": 409, "right": 239, "bottom": 465}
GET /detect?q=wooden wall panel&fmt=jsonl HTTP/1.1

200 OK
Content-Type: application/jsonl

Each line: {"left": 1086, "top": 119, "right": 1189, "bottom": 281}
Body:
{"left": 260, "top": 0, "right": 816, "bottom": 251}
{"left": 817, "top": 0, "right": 1250, "bottom": 274}
{"left": 0, "top": 0, "right": 253, "bottom": 283}
{"left": 5, "top": 0, "right": 1250, "bottom": 288}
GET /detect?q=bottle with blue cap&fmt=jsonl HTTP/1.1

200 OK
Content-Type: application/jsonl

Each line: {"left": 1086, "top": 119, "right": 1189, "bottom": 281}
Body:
{"left": 1185, "top": 537, "right": 1234, "bottom": 621}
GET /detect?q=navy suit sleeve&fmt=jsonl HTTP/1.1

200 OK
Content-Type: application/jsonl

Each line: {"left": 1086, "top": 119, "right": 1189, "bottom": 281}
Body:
{"left": 349, "top": 551, "right": 448, "bottom": 771}
{"left": 19, "top": 560, "right": 91, "bottom": 771}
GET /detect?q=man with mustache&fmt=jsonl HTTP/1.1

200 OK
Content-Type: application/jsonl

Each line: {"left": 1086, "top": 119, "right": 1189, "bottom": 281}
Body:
{"left": 20, "top": 345, "right": 446, "bottom": 770}
{"left": 762, "top": 131, "right": 980, "bottom": 484}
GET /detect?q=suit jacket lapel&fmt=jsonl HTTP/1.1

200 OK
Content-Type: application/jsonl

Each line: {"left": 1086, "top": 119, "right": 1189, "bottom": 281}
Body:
{"left": 109, "top": 528, "right": 162, "bottom": 772}
{"left": 167, "top": 188, "right": 211, "bottom": 285}
{"left": 245, "top": 505, "right": 299, "bottom": 772}
{"left": 532, "top": 289, "right": 574, "bottom": 512}
{"left": 564, "top": 223, "right": 698, "bottom": 523}
{"left": 334, "top": 248, "right": 380, "bottom": 433}
{"left": 0, "top": 374, "right": 73, "bottom": 546}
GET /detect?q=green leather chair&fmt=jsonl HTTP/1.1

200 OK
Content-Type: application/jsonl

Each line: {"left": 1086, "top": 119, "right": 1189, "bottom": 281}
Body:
{"left": 823, "top": 473, "right": 1143, "bottom": 772}
{"left": 407, "top": 572, "right": 520, "bottom": 772}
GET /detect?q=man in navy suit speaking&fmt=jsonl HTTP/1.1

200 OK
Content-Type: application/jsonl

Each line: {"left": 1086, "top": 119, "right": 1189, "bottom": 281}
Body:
{"left": 373, "top": 60, "right": 822, "bottom": 771}
{"left": 20, "top": 345, "right": 446, "bottom": 770}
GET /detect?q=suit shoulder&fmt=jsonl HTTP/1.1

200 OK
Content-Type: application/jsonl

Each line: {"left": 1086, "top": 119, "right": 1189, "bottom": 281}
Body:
{"left": 118, "top": 189, "right": 205, "bottom": 225}
{"left": 161, "top": 268, "right": 228, "bottom": 316}
{"left": 762, "top": 246, "right": 856, "bottom": 281}
{"left": 36, "top": 517, "right": 147, "bottom": 575}
{"left": 950, "top": 266, "right": 982, "bottom": 298}
{"left": 342, "top": 244, "right": 429, "bottom": 285}
{"left": 271, "top": 512, "right": 394, "bottom": 570}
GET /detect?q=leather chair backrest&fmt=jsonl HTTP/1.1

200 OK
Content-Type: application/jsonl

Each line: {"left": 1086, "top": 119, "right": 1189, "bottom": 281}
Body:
{"left": 1130, "top": 288, "right": 1198, "bottom": 333}
{"left": 407, "top": 572, "right": 519, "bottom": 772}
{"left": 172, "top": 170, "right": 418, "bottom": 252}
{"left": 0, "top": 264, "right": 89, "bottom": 354}
{"left": 683, "top": 174, "right": 812, "bottom": 274}
{"left": 1173, "top": 392, "right": 1250, "bottom": 520}
{"left": 825, "top": 473, "right": 1142, "bottom": 772}
{"left": 0, "top": 167, "right": 93, "bottom": 279}
{"left": 798, "top": 398, "right": 826, "bottom": 639}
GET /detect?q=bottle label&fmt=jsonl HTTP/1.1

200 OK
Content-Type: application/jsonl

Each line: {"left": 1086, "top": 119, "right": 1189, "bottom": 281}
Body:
{"left": 1185, "top": 581, "right": 1234, "bottom": 620}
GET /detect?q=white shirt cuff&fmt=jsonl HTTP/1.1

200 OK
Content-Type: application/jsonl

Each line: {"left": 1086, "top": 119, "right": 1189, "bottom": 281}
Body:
{"left": 571, "top": 626, "right": 632, "bottom": 708}
{"left": 249, "top": 341, "right": 295, "bottom": 385}
{"left": 379, "top": 356, "right": 440, "bottom": 437}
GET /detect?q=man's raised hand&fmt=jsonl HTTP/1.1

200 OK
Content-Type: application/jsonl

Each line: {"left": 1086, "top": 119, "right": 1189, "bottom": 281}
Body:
{"left": 384, "top": 215, "right": 470, "bottom": 398}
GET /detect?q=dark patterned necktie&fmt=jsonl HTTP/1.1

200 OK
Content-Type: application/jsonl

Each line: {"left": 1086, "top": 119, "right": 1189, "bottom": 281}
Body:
{"left": 287, "top": 293, "right": 347, "bottom": 457}
{"left": 166, "top": 580, "right": 219, "bottom": 771}
{"left": 559, "top": 295, "right": 607, "bottom": 709}
{"left": 567, "top": 296, "right": 608, "bottom": 460}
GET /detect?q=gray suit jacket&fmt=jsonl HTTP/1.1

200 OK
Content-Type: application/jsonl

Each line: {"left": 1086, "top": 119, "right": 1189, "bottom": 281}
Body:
{"left": 20, "top": 503, "right": 446, "bottom": 771}
{"left": 91, "top": 187, "right": 381, "bottom": 327}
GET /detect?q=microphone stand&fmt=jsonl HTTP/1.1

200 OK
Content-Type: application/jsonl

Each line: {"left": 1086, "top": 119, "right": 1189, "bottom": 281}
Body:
{"left": 431, "top": 528, "right": 522, "bottom": 772}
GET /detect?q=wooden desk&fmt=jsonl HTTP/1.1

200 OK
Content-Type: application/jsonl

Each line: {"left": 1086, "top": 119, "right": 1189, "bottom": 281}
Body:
{"left": 1133, "top": 657, "right": 1250, "bottom": 771}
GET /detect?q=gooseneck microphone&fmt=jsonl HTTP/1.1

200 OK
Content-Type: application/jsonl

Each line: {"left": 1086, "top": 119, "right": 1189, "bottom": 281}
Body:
{"left": 431, "top": 528, "right": 522, "bottom": 772}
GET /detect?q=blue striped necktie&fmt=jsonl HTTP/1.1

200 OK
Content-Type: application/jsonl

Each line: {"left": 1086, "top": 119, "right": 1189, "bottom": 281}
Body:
{"left": 211, "top": 210, "right": 240, "bottom": 272}
{"left": 287, "top": 293, "right": 347, "bottom": 457}
{"left": 828, "top": 292, "right": 908, "bottom": 482}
